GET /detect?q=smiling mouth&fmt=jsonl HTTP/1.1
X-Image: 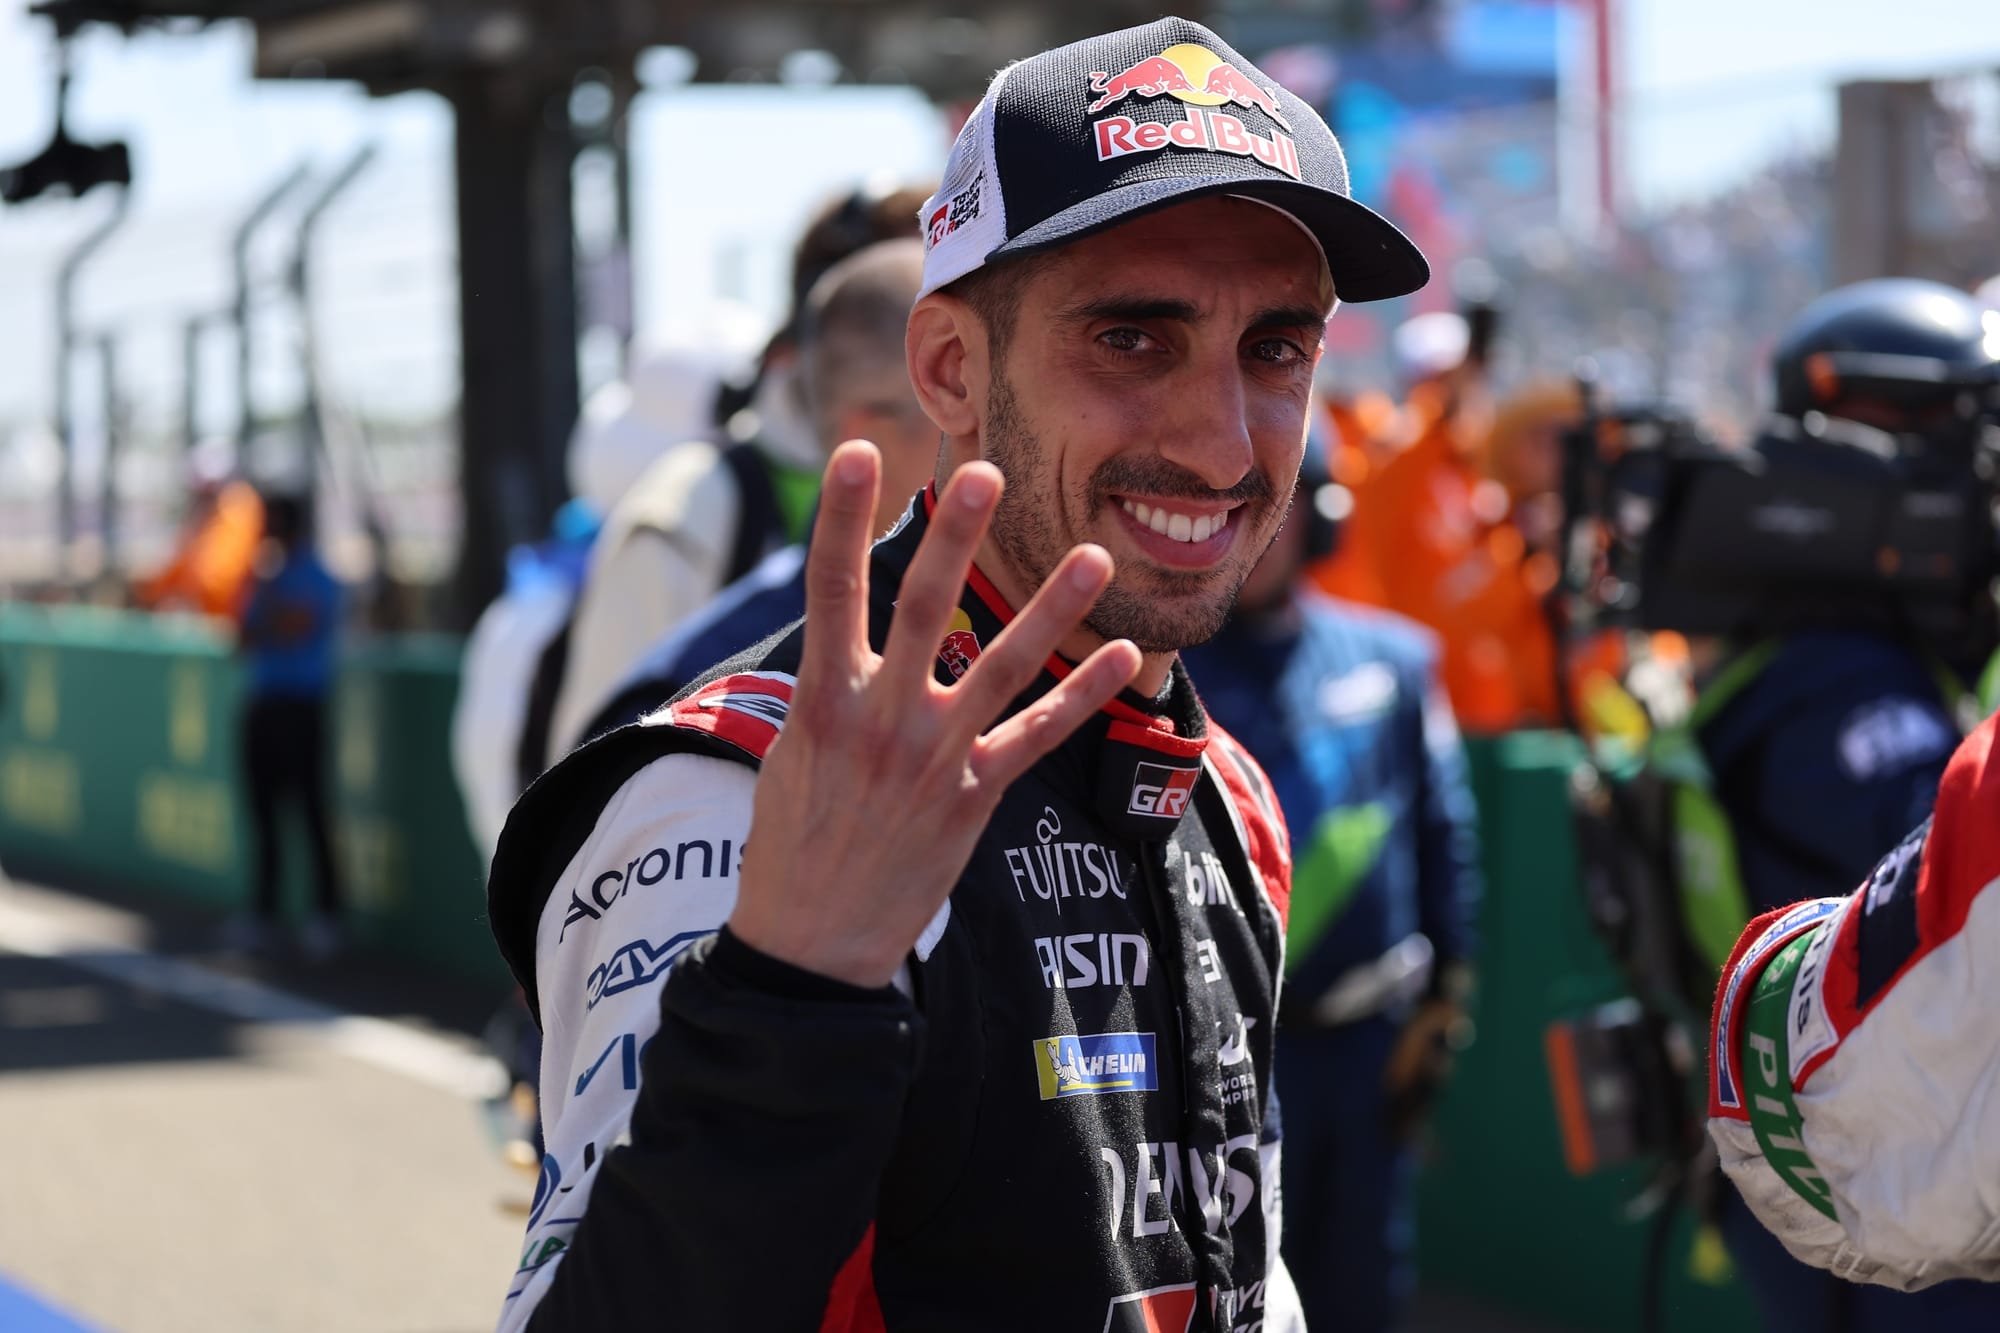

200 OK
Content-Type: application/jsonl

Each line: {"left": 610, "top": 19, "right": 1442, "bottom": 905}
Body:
{"left": 1117, "top": 499, "right": 1235, "bottom": 544}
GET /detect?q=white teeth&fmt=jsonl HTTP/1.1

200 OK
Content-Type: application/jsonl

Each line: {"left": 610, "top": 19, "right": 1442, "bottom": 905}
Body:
{"left": 1121, "top": 499, "right": 1234, "bottom": 543}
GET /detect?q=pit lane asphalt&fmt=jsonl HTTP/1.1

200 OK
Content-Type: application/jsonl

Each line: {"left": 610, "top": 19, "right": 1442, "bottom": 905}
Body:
{"left": 0, "top": 872, "right": 531, "bottom": 1333}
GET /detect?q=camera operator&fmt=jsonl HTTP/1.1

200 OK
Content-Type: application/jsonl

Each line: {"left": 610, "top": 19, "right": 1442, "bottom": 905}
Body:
{"left": 1668, "top": 279, "right": 2000, "bottom": 1329}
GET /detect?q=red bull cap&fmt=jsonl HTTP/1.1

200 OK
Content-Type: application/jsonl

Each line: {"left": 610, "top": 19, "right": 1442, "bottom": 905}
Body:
{"left": 915, "top": 16, "right": 1426, "bottom": 304}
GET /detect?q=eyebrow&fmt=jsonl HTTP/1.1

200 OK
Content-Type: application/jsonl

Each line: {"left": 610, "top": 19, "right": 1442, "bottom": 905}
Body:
{"left": 1055, "top": 295, "right": 1329, "bottom": 333}
{"left": 1248, "top": 304, "right": 1331, "bottom": 332}
{"left": 1058, "top": 296, "right": 1201, "bottom": 325}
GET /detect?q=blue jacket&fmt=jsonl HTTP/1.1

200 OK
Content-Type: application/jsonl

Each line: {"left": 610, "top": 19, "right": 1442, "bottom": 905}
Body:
{"left": 240, "top": 552, "right": 342, "bottom": 699}
{"left": 1697, "top": 630, "right": 1959, "bottom": 916}
{"left": 1182, "top": 591, "right": 1481, "bottom": 1006}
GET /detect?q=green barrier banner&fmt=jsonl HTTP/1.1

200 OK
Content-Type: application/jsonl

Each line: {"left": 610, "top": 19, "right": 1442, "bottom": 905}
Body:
{"left": 0, "top": 606, "right": 506, "bottom": 986}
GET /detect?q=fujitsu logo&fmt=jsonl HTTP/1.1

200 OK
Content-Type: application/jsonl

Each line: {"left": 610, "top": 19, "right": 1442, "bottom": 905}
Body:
{"left": 1003, "top": 806, "right": 1129, "bottom": 913}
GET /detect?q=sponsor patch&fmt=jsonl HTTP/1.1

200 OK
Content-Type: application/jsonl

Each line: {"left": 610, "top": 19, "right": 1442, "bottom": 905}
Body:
{"left": 1129, "top": 762, "right": 1198, "bottom": 818}
{"left": 584, "top": 931, "right": 708, "bottom": 1010}
{"left": 1034, "top": 932, "right": 1151, "bottom": 989}
{"left": 1036, "top": 1031, "right": 1158, "bottom": 1100}
{"left": 1003, "top": 806, "right": 1130, "bottom": 914}
{"left": 926, "top": 175, "right": 984, "bottom": 249}
{"left": 559, "top": 837, "right": 738, "bottom": 942}
{"left": 937, "top": 608, "right": 983, "bottom": 680}
{"left": 1712, "top": 898, "right": 1842, "bottom": 1112}
{"left": 1087, "top": 43, "right": 1292, "bottom": 129}
{"left": 1085, "top": 45, "right": 1301, "bottom": 181}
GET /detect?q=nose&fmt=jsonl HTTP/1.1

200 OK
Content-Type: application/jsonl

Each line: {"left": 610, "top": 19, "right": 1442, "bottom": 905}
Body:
{"left": 1153, "top": 351, "right": 1255, "bottom": 492}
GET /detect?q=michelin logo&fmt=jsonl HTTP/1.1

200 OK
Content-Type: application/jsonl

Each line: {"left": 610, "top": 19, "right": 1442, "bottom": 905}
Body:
{"left": 1037, "top": 1031, "right": 1158, "bottom": 1101}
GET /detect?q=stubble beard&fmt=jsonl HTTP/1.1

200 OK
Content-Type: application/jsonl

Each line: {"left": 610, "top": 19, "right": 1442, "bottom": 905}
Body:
{"left": 981, "top": 368, "right": 1276, "bottom": 655}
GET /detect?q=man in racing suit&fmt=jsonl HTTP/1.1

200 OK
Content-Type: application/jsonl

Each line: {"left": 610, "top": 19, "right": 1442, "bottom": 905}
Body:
{"left": 1707, "top": 707, "right": 2000, "bottom": 1292}
{"left": 483, "top": 17, "right": 1431, "bottom": 1332}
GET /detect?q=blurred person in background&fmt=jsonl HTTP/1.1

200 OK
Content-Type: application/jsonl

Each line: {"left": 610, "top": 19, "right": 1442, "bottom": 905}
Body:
{"left": 226, "top": 492, "right": 344, "bottom": 959}
{"left": 1314, "top": 318, "right": 1584, "bottom": 732}
{"left": 133, "top": 438, "right": 265, "bottom": 620}
{"left": 543, "top": 181, "right": 930, "bottom": 764}
{"left": 583, "top": 237, "right": 931, "bottom": 735}
{"left": 450, "top": 338, "right": 731, "bottom": 865}
{"left": 1182, "top": 436, "right": 1480, "bottom": 1333}
{"left": 1673, "top": 279, "right": 2000, "bottom": 1331}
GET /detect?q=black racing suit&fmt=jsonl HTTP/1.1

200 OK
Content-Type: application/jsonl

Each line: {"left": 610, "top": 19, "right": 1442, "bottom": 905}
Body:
{"left": 486, "top": 492, "right": 1304, "bottom": 1332}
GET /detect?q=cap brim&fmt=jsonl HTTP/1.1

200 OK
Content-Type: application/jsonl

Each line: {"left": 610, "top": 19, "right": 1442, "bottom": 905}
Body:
{"left": 990, "top": 175, "right": 1428, "bottom": 304}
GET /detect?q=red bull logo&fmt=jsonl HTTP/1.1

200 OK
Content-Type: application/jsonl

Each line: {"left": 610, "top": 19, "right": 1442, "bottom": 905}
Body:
{"left": 938, "top": 609, "right": 983, "bottom": 680}
{"left": 1086, "top": 43, "right": 1292, "bottom": 132}
{"left": 1085, "top": 44, "right": 1299, "bottom": 182}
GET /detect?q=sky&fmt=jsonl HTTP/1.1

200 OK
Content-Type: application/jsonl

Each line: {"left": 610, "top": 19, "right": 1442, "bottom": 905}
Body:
{"left": 1, "top": 0, "right": 1998, "bottom": 433}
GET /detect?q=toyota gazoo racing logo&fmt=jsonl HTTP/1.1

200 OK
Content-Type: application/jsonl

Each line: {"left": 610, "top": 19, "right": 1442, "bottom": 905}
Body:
{"left": 1086, "top": 44, "right": 1301, "bottom": 181}
{"left": 1128, "top": 761, "right": 1198, "bottom": 818}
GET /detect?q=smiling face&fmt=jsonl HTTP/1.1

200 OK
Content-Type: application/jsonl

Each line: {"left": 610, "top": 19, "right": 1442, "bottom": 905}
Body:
{"left": 924, "top": 196, "right": 1333, "bottom": 660}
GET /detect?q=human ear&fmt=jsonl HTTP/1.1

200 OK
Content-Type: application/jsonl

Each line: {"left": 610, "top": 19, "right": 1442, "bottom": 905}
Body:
{"left": 906, "top": 294, "right": 984, "bottom": 440}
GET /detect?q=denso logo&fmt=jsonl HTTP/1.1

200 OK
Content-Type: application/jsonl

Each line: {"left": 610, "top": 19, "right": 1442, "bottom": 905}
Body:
{"left": 559, "top": 837, "right": 740, "bottom": 942}
{"left": 1004, "top": 806, "right": 1129, "bottom": 913}
{"left": 1097, "top": 1134, "right": 1259, "bottom": 1240}
{"left": 584, "top": 932, "right": 708, "bottom": 1010}
{"left": 1034, "top": 932, "right": 1151, "bottom": 990}
{"left": 1128, "top": 762, "right": 1197, "bottom": 818}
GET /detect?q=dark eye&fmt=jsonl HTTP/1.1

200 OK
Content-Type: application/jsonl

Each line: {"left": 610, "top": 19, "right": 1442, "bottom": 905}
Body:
{"left": 1248, "top": 337, "right": 1306, "bottom": 365}
{"left": 1100, "top": 327, "right": 1155, "bottom": 354}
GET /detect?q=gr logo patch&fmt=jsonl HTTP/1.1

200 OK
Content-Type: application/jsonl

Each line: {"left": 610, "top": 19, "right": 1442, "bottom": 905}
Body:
{"left": 1128, "top": 762, "right": 1197, "bottom": 818}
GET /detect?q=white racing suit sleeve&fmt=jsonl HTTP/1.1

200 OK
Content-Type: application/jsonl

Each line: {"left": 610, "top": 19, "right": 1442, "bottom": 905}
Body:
{"left": 497, "top": 751, "right": 755, "bottom": 1332}
{"left": 1706, "top": 712, "right": 2000, "bottom": 1290}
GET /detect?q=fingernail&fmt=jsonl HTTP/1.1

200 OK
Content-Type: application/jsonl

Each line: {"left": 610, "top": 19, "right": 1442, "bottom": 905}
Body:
{"left": 956, "top": 476, "right": 994, "bottom": 509}
{"left": 836, "top": 451, "right": 870, "bottom": 485}
{"left": 1069, "top": 552, "right": 1108, "bottom": 591}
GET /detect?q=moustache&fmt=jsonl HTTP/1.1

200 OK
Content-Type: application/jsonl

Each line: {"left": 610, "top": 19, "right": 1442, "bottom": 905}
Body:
{"left": 1088, "top": 457, "right": 1277, "bottom": 510}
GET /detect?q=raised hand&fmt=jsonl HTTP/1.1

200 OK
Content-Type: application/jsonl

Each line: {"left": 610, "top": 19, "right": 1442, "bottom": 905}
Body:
{"left": 727, "top": 441, "right": 1143, "bottom": 988}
